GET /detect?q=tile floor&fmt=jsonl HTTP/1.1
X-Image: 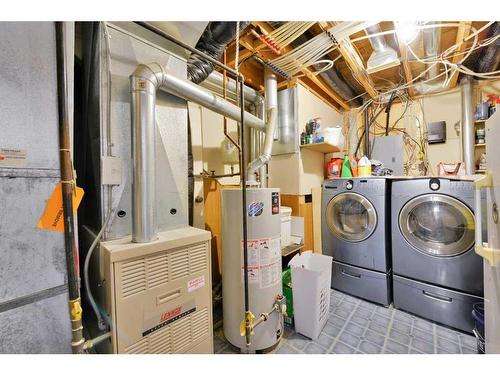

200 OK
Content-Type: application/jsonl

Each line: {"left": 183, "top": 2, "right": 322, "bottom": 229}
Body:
{"left": 213, "top": 289, "right": 478, "bottom": 354}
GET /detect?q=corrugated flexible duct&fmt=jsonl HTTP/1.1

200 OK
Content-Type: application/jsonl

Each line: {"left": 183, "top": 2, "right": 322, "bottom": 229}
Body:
{"left": 187, "top": 22, "right": 250, "bottom": 84}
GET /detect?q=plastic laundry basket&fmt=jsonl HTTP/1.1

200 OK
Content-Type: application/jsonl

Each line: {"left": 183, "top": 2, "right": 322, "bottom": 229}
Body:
{"left": 288, "top": 251, "right": 333, "bottom": 340}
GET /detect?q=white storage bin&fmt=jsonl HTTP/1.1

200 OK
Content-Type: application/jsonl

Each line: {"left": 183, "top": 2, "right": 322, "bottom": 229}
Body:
{"left": 323, "top": 126, "right": 344, "bottom": 148}
{"left": 288, "top": 251, "right": 333, "bottom": 339}
{"left": 280, "top": 206, "right": 292, "bottom": 247}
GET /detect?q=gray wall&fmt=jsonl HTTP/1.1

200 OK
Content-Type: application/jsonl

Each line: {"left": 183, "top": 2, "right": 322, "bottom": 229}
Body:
{"left": 0, "top": 22, "right": 71, "bottom": 353}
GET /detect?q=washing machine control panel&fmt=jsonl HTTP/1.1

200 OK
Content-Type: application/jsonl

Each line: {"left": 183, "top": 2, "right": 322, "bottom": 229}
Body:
{"left": 345, "top": 180, "right": 354, "bottom": 190}
{"left": 429, "top": 178, "right": 440, "bottom": 191}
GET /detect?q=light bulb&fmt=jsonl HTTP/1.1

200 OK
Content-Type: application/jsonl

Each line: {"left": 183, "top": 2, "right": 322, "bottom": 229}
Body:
{"left": 396, "top": 21, "right": 419, "bottom": 44}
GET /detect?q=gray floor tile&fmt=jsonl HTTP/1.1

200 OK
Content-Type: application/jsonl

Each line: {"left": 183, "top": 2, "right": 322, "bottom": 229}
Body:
{"left": 409, "top": 349, "right": 425, "bottom": 354}
{"left": 391, "top": 320, "right": 411, "bottom": 335}
{"left": 315, "top": 333, "right": 335, "bottom": 349}
{"left": 322, "top": 323, "right": 342, "bottom": 338}
{"left": 333, "top": 307, "right": 351, "bottom": 319}
{"left": 354, "top": 306, "right": 373, "bottom": 319}
{"left": 364, "top": 329, "right": 386, "bottom": 346}
{"left": 436, "top": 325, "right": 460, "bottom": 343}
{"left": 304, "top": 342, "right": 327, "bottom": 354}
{"left": 413, "top": 318, "right": 434, "bottom": 331}
{"left": 411, "top": 337, "right": 435, "bottom": 354}
{"left": 359, "top": 340, "right": 382, "bottom": 354}
{"left": 338, "top": 301, "right": 356, "bottom": 311}
{"left": 411, "top": 327, "right": 434, "bottom": 343}
{"left": 437, "top": 337, "right": 461, "bottom": 354}
{"left": 213, "top": 336, "right": 229, "bottom": 353}
{"left": 386, "top": 339, "right": 409, "bottom": 354}
{"left": 330, "top": 341, "right": 356, "bottom": 354}
{"left": 461, "top": 346, "right": 478, "bottom": 354}
{"left": 389, "top": 329, "right": 411, "bottom": 346}
{"left": 394, "top": 309, "right": 414, "bottom": 325}
{"left": 351, "top": 314, "right": 370, "bottom": 328}
{"left": 368, "top": 321, "right": 389, "bottom": 335}
{"left": 338, "top": 331, "right": 361, "bottom": 348}
{"left": 371, "top": 313, "right": 391, "bottom": 326}
{"left": 343, "top": 295, "right": 359, "bottom": 304}
{"left": 328, "top": 314, "right": 347, "bottom": 328}
{"left": 374, "top": 305, "right": 393, "bottom": 318}
{"left": 344, "top": 322, "right": 365, "bottom": 336}
{"left": 459, "top": 334, "right": 477, "bottom": 350}
{"left": 276, "top": 344, "right": 300, "bottom": 354}
{"left": 287, "top": 333, "right": 310, "bottom": 351}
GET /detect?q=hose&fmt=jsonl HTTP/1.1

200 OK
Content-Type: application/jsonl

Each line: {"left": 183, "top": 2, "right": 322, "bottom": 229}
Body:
{"left": 83, "top": 205, "right": 115, "bottom": 330}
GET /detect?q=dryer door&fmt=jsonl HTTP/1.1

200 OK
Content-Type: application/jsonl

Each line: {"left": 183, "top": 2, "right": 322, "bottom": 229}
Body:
{"left": 326, "top": 192, "right": 377, "bottom": 242}
{"left": 399, "top": 194, "right": 475, "bottom": 257}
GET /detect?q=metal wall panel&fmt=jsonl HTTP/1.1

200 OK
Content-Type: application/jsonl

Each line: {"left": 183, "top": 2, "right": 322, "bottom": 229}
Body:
{"left": 101, "top": 24, "right": 189, "bottom": 239}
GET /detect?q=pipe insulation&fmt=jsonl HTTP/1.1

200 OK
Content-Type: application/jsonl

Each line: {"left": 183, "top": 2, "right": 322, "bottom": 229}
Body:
{"left": 246, "top": 69, "right": 278, "bottom": 184}
{"left": 187, "top": 22, "right": 250, "bottom": 84}
{"left": 130, "top": 63, "right": 269, "bottom": 242}
{"left": 477, "top": 22, "right": 500, "bottom": 74}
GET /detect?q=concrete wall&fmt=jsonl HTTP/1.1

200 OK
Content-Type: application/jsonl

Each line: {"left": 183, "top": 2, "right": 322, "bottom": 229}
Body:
{"left": 0, "top": 22, "right": 71, "bottom": 353}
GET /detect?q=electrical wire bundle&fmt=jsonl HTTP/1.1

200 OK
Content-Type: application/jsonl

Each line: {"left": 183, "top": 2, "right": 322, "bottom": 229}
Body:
{"left": 270, "top": 31, "right": 336, "bottom": 77}
{"left": 256, "top": 21, "right": 316, "bottom": 55}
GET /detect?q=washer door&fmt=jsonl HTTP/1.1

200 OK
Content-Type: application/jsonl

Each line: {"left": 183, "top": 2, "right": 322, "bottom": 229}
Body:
{"left": 399, "top": 194, "right": 475, "bottom": 257}
{"left": 326, "top": 192, "right": 377, "bottom": 242}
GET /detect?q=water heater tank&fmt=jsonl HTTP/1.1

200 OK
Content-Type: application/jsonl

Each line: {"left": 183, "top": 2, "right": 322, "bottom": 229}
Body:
{"left": 221, "top": 187, "right": 283, "bottom": 351}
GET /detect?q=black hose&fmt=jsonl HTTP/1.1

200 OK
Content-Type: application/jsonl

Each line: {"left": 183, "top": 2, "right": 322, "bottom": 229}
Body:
{"left": 188, "top": 22, "right": 250, "bottom": 84}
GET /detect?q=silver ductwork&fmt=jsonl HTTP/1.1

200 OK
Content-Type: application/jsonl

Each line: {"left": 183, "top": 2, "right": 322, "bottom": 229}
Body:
{"left": 460, "top": 76, "right": 475, "bottom": 175}
{"left": 415, "top": 23, "right": 443, "bottom": 93}
{"left": 201, "top": 71, "right": 264, "bottom": 106}
{"left": 130, "top": 63, "right": 270, "bottom": 242}
{"left": 365, "top": 24, "right": 400, "bottom": 74}
{"left": 247, "top": 69, "right": 278, "bottom": 185}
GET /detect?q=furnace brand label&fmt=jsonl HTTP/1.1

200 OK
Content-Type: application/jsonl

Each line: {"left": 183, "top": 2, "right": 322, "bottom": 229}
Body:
{"left": 142, "top": 300, "right": 196, "bottom": 337}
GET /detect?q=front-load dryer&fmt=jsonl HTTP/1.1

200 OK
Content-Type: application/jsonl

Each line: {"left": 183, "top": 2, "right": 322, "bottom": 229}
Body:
{"left": 322, "top": 177, "right": 391, "bottom": 305}
{"left": 391, "top": 177, "right": 484, "bottom": 332}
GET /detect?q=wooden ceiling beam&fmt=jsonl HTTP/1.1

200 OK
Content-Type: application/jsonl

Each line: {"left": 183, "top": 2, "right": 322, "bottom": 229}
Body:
{"left": 228, "top": 21, "right": 351, "bottom": 110}
{"left": 320, "top": 21, "right": 378, "bottom": 99}
{"left": 448, "top": 21, "right": 473, "bottom": 88}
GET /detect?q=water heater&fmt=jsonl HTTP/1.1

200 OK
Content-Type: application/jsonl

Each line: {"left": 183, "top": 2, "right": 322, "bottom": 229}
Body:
{"left": 221, "top": 187, "right": 284, "bottom": 351}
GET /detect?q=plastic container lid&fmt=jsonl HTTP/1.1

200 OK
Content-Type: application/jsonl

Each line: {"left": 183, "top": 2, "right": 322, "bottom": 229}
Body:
{"left": 280, "top": 206, "right": 292, "bottom": 217}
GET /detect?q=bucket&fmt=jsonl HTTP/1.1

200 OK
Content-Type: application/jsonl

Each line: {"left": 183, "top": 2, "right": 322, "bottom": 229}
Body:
{"left": 472, "top": 303, "right": 485, "bottom": 354}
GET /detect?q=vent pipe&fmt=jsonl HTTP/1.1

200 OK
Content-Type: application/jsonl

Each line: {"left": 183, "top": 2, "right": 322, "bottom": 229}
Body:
{"left": 365, "top": 24, "right": 400, "bottom": 74}
{"left": 130, "top": 63, "right": 268, "bottom": 242}
{"left": 460, "top": 76, "right": 475, "bottom": 175}
{"left": 247, "top": 68, "right": 278, "bottom": 185}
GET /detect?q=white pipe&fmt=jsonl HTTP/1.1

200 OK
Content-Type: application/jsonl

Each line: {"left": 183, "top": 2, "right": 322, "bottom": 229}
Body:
{"left": 130, "top": 63, "right": 268, "bottom": 242}
{"left": 247, "top": 69, "right": 278, "bottom": 184}
{"left": 460, "top": 76, "right": 476, "bottom": 176}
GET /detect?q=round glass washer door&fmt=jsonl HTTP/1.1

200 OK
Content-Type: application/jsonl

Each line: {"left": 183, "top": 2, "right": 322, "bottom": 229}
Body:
{"left": 326, "top": 192, "right": 377, "bottom": 242}
{"left": 399, "top": 194, "right": 475, "bottom": 257}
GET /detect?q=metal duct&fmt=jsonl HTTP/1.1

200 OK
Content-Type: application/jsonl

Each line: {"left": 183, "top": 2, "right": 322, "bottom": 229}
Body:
{"left": 247, "top": 69, "right": 278, "bottom": 184}
{"left": 460, "top": 76, "right": 475, "bottom": 175}
{"left": 423, "top": 25, "right": 441, "bottom": 81}
{"left": 365, "top": 24, "right": 400, "bottom": 74}
{"left": 201, "top": 70, "right": 264, "bottom": 106}
{"left": 477, "top": 22, "right": 500, "bottom": 74}
{"left": 130, "top": 63, "right": 268, "bottom": 242}
{"left": 187, "top": 22, "right": 250, "bottom": 84}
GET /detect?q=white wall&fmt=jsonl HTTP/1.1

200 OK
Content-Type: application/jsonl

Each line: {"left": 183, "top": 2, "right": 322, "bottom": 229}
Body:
{"left": 268, "top": 83, "right": 344, "bottom": 195}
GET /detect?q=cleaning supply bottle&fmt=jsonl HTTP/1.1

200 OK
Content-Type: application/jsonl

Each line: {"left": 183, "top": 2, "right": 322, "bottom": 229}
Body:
{"left": 358, "top": 156, "right": 372, "bottom": 177}
{"left": 341, "top": 155, "right": 353, "bottom": 178}
{"left": 326, "top": 158, "right": 342, "bottom": 179}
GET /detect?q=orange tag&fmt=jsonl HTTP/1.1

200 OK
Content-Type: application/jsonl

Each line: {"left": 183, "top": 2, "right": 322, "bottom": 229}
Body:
{"left": 37, "top": 182, "right": 84, "bottom": 232}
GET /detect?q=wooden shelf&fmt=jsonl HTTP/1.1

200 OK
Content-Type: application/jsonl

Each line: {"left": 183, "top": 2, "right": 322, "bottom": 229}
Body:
{"left": 475, "top": 143, "right": 486, "bottom": 147}
{"left": 300, "top": 142, "right": 340, "bottom": 154}
{"left": 281, "top": 243, "right": 303, "bottom": 257}
{"left": 475, "top": 170, "right": 487, "bottom": 173}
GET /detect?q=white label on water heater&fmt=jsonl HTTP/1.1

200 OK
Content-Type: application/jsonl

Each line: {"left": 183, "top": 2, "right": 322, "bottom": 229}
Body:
{"left": 241, "top": 237, "right": 281, "bottom": 288}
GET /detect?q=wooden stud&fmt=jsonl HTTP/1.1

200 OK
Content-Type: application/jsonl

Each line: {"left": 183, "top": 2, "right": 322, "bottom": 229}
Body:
{"left": 396, "top": 29, "right": 416, "bottom": 98}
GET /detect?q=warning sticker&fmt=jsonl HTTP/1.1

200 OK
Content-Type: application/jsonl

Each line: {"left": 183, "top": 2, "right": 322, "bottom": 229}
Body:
{"left": 0, "top": 147, "right": 27, "bottom": 168}
{"left": 187, "top": 275, "right": 205, "bottom": 293}
{"left": 241, "top": 237, "right": 281, "bottom": 288}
